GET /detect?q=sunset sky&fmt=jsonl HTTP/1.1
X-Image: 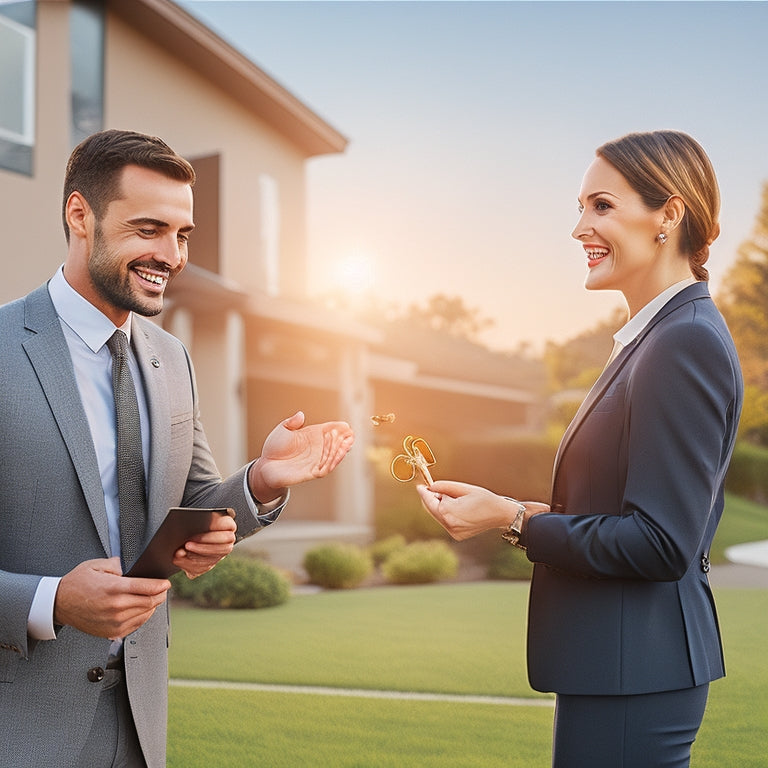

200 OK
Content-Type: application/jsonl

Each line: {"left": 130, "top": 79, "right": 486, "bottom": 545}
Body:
{"left": 180, "top": 0, "right": 768, "bottom": 352}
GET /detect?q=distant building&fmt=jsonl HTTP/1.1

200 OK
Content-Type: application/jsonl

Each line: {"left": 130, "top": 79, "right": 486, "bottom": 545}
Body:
{"left": 1, "top": 0, "right": 542, "bottom": 572}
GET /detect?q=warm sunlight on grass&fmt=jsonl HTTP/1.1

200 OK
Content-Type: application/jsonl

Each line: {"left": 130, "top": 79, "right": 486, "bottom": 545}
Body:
{"left": 168, "top": 583, "right": 767, "bottom": 767}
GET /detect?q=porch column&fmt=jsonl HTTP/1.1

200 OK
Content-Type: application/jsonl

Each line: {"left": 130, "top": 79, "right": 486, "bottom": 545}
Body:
{"left": 335, "top": 341, "right": 374, "bottom": 527}
{"left": 170, "top": 309, "right": 247, "bottom": 476}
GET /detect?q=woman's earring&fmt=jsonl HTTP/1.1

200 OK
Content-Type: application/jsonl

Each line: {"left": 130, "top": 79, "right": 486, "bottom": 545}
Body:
{"left": 657, "top": 233, "right": 668, "bottom": 244}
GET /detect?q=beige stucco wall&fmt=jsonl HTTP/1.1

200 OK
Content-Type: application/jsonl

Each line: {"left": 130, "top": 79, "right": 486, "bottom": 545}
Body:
{"left": 0, "top": 2, "right": 310, "bottom": 308}
{"left": 0, "top": 1, "right": 74, "bottom": 304}
{"left": 105, "top": 14, "right": 309, "bottom": 300}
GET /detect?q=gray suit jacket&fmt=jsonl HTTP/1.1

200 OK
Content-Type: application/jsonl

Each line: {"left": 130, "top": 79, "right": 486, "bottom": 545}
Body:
{"left": 525, "top": 282, "right": 743, "bottom": 696}
{"left": 0, "top": 283, "right": 265, "bottom": 767}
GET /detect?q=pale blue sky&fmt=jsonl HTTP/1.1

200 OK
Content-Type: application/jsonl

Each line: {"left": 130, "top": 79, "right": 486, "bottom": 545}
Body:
{"left": 179, "top": 0, "right": 768, "bottom": 351}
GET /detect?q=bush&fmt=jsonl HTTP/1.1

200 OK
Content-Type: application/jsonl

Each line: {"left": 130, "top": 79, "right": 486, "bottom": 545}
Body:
{"left": 381, "top": 540, "right": 458, "bottom": 585}
{"left": 303, "top": 543, "right": 373, "bottom": 589}
{"left": 171, "top": 555, "right": 290, "bottom": 609}
{"left": 368, "top": 534, "right": 407, "bottom": 566}
{"left": 726, "top": 441, "right": 768, "bottom": 503}
{"left": 487, "top": 544, "right": 533, "bottom": 580}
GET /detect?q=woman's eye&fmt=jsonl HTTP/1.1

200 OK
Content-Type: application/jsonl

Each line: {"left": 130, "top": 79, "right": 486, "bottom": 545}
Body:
{"left": 595, "top": 200, "right": 612, "bottom": 212}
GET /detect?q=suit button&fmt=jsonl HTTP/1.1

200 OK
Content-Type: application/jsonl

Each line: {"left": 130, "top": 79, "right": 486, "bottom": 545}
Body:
{"left": 87, "top": 667, "right": 105, "bottom": 683}
{"left": 700, "top": 554, "right": 711, "bottom": 574}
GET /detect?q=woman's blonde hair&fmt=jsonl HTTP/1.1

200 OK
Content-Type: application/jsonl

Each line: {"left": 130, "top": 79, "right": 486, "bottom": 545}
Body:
{"left": 596, "top": 131, "right": 720, "bottom": 281}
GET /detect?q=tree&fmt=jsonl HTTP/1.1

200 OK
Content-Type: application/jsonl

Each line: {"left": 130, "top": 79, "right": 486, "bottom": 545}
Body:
{"left": 718, "top": 181, "right": 768, "bottom": 444}
{"left": 543, "top": 306, "right": 626, "bottom": 392}
{"left": 402, "top": 294, "right": 495, "bottom": 343}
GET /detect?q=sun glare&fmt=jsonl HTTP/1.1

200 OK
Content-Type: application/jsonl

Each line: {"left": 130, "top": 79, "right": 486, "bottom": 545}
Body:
{"left": 333, "top": 251, "right": 376, "bottom": 298}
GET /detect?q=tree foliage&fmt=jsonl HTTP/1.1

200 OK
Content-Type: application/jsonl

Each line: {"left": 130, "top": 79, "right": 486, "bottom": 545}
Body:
{"left": 543, "top": 305, "right": 626, "bottom": 391}
{"left": 718, "top": 181, "right": 768, "bottom": 444}
{"left": 402, "top": 294, "right": 495, "bottom": 342}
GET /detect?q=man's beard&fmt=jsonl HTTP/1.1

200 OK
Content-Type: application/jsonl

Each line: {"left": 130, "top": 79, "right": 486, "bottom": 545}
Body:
{"left": 89, "top": 227, "right": 164, "bottom": 318}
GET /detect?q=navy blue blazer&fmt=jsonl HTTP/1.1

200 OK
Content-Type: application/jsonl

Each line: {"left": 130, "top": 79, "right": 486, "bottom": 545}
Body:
{"left": 525, "top": 282, "right": 743, "bottom": 696}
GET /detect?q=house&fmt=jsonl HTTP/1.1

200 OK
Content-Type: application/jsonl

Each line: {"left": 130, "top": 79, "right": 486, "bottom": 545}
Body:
{"left": 0, "top": 0, "right": 542, "bottom": 573}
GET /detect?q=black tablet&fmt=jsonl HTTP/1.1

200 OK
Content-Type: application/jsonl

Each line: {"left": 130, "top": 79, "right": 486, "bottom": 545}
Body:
{"left": 124, "top": 507, "right": 236, "bottom": 579}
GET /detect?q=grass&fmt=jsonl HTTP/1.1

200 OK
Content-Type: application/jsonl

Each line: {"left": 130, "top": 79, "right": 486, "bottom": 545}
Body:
{"left": 169, "top": 582, "right": 538, "bottom": 697}
{"left": 711, "top": 492, "right": 768, "bottom": 562}
{"left": 168, "top": 690, "right": 553, "bottom": 767}
{"left": 167, "top": 496, "right": 768, "bottom": 766}
{"left": 167, "top": 582, "right": 768, "bottom": 767}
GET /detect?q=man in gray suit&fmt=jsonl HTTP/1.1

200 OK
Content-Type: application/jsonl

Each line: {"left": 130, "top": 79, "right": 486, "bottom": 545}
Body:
{"left": 0, "top": 129, "right": 354, "bottom": 767}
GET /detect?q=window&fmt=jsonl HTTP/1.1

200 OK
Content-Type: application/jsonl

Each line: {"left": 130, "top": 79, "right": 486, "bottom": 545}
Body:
{"left": 188, "top": 154, "right": 221, "bottom": 274}
{"left": 70, "top": 0, "right": 104, "bottom": 145}
{"left": 0, "top": 1, "right": 36, "bottom": 176}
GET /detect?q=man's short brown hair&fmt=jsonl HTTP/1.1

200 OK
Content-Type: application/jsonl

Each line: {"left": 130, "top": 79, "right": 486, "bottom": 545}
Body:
{"left": 62, "top": 129, "right": 195, "bottom": 242}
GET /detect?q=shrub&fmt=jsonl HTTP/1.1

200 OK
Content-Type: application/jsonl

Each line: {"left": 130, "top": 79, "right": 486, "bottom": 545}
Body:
{"left": 368, "top": 534, "right": 407, "bottom": 566}
{"left": 381, "top": 540, "right": 458, "bottom": 585}
{"left": 171, "top": 555, "right": 290, "bottom": 609}
{"left": 487, "top": 544, "right": 533, "bottom": 580}
{"left": 726, "top": 441, "right": 768, "bottom": 503}
{"left": 303, "top": 543, "right": 373, "bottom": 589}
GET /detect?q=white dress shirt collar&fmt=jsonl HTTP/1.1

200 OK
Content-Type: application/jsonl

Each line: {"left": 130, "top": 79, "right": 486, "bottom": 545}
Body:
{"left": 614, "top": 277, "right": 698, "bottom": 348}
{"left": 48, "top": 265, "right": 133, "bottom": 351}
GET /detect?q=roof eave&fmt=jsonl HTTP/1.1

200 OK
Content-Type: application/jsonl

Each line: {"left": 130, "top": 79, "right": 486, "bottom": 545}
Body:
{"left": 106, "top": 0, "right": 348, "bottom": 157}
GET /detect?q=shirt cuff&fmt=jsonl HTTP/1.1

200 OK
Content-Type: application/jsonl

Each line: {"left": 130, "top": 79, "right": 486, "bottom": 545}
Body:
{"left": 242, "top": 466, "right": 288, "bottom": 526}
{"left": 28, "top": 576, "right": 61, "bottom": 641}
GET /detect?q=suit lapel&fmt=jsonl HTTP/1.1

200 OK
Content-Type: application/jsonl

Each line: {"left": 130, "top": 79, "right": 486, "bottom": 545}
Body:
{"left": 551, "top": 282, "right": 711, "bottom": 493}
{"left": 22, "top": 286, "right": 111, "bottom": 555}
{"left": 551, "top": 340, "right": 636, "bottom": 488}
{"left": 131, "top": 319, "right": 171, "bottom": 530}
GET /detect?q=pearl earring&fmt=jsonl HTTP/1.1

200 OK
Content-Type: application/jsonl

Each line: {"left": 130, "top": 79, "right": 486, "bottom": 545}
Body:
{"left": 658, "top": 233, "right": 668, "bottom": 244}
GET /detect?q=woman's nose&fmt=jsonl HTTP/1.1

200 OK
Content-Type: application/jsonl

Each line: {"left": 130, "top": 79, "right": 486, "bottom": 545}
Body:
{"left": 571, "top": 211, "right": 592, "bottom": 241}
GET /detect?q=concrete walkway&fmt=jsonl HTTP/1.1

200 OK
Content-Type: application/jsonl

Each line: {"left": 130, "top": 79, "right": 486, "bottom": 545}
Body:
{"left": 725, "top": 539, "right": 768, "bottom": 568}
{"left": 708, "top": 540, "right": 768, "bottom": 588}
{"left": 169, "top": 678, "right": 555, "bottom": 707}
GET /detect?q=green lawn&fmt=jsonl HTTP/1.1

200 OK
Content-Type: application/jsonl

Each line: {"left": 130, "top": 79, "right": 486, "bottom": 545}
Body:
{"left": 711, "top": 493, "right": 768, "bottom": 562}
{"left": 168, "top": 582, "right": 768, "bottom": 767}
{"left": 169, "top": 582, "right": 537, "bottom": 697}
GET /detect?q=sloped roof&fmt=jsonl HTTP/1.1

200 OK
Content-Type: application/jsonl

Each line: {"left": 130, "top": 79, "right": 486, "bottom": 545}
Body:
{"left": 374, "top": 320, "right": 547, "bottom": 395}
{"left": 107, "top": 0, "right": 348, "bottom": 157}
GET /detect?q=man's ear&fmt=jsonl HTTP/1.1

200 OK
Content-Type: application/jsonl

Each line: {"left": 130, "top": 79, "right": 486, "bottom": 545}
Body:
{"left": 662, "top": 195, "right": 686, "bottom": 233}
{"left": 65, "top": 191, "right": 93, "bottom": 239}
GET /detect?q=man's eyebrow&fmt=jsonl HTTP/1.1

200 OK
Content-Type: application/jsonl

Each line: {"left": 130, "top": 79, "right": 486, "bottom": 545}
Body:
{"left": 127, "top": 217, "right": 195, "bottom": 232}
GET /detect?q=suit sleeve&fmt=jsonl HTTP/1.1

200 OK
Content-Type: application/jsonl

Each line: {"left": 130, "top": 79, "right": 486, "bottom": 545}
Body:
{"left": 0, "top": 572, "right": 43, "bottom": 659}
{"left": 171, "top": 345, "right": 267, "bottom": 539}
{"left": 527, "top": 313, "right": 740, "bottom": 581}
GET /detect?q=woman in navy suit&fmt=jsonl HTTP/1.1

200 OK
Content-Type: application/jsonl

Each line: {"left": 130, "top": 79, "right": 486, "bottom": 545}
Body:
{"left": 418, "top": 131, "right": 743, "bottom": 768}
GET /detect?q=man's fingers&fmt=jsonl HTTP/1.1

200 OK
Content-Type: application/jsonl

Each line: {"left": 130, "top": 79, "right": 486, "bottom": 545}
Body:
{"left": 315, "top": 426, "right": 354, "bottom": 475}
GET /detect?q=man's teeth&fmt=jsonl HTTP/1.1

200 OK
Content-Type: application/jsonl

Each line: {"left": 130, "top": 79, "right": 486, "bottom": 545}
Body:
{"left": 136, "top": 270, "right": 165, "bottom": 285}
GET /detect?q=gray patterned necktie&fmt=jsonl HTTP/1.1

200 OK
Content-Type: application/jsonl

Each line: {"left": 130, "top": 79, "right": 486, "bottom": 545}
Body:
{"left": 107, "top": 330, "right": 147, "bottom": 571}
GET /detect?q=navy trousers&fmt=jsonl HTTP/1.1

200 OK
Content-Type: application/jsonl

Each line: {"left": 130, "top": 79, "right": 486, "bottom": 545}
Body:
{"left": 552, "top": 684, "right": 710, "bottom": 768}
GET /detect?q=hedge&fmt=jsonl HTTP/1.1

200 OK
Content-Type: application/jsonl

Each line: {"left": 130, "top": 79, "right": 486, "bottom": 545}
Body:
{"left": 726, "top": 442, "right": 768, "bottom": 503}
{"left": 171, "top": 555, "right": 290, "bottom": 609}
{"left": 303, "top": 543, "right": 373, "bottom": 589}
